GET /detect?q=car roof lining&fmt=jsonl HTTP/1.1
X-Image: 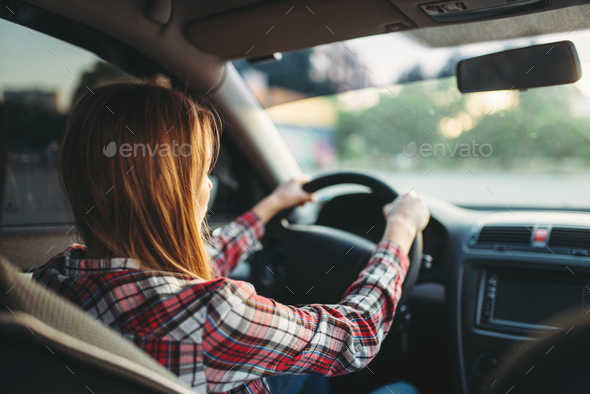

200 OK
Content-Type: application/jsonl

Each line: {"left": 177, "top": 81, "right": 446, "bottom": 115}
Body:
{"left": 406, "top": 4, "right": 590, "bottom": 47}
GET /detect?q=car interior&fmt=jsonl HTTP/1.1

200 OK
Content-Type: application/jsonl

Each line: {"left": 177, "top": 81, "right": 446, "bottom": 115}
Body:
{"left": 1, "top": 0, "right": 590, "bottom": 393}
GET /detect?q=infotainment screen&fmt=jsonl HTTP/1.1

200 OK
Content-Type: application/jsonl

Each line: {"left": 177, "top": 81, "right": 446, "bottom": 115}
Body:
{"left": 490, "top": 275, "right": 583, "bottom": 328}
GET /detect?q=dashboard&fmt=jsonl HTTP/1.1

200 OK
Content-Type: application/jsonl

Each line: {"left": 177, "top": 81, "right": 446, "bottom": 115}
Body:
{"left": 456, "top": 211, "right": 590, "bottom": 393}
{"left": 306, "top": 192, "right": 590, "bottom": 394}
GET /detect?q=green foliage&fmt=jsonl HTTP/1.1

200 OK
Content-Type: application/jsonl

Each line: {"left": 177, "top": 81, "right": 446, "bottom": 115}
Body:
{"left": 335, "top": 78, "right": 590, "bottom": 172}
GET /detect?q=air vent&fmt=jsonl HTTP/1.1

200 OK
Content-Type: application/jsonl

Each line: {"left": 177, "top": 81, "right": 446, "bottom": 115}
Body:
{"left": 548, "top": 228, "right": 590, "bottom": 249}
{"left": 477, "top": 226, "right": 532, "bottom": 245}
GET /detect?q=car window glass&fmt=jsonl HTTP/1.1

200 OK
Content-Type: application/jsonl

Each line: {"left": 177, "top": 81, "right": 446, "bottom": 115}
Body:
{"left": 0, "top": 19, "right": 138, "bottom": 226}
{"left": 0, "top": 19, "right": 238, "bottom": 226}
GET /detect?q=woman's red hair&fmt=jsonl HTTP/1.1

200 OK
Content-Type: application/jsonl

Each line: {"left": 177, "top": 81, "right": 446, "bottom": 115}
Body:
{"left": 60, "top": 83, "right": 219, "bottom": 280}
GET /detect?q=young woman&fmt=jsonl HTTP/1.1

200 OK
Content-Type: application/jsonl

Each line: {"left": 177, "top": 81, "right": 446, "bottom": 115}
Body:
{"left": 34, "top": 83, "right": 430, "bottom": 394}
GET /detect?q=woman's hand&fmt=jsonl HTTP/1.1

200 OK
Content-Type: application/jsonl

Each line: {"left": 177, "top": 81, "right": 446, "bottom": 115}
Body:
{"left": 382, "top": 191, "right": 430, "bottom": 254}
{"left": 252, "top": 178, "right": 314, "bottom": 223}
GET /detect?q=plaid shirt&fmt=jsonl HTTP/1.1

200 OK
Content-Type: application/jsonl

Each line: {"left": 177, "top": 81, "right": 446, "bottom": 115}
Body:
{"left": 33, "top": 211, "right": 409, "bottom": 393}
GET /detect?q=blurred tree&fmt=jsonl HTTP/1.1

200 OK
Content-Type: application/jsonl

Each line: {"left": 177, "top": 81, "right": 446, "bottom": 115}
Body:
{"left": 336, "top": 77, "right": 590, "bottom": 172}
{"left": 238, "top": 44, "right": 369, "bottom": 97}
{"left": 397, "top": 64, "right": 424, "bottom": 84}
{"left": 71, "top": 61, "right": 132, "bottom": 105}
{"left": 437, "top": 51, "right": 461, "bottom": 78}
{"left": 238, "top": 49, "right": 334, "bottom": 96}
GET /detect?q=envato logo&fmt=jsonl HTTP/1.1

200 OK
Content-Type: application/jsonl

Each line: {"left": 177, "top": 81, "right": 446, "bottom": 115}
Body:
{"left": 403, "top": 141, "right": 493, "bottom": 158}
{"left": 103, "top": 141, "right": 193, "bottom": 158}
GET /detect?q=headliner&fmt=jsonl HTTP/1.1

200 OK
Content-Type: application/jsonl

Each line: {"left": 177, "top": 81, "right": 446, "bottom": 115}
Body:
{"left": 407, "top": 4, "right": 590, "bottom": 47}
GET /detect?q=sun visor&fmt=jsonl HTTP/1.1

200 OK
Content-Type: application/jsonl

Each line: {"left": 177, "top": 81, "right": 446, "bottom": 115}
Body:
{"left": 185, "top": 0, "right": 415, "bottom": 59}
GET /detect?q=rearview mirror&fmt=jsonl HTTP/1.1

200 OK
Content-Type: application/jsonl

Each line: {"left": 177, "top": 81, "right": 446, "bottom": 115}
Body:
{"left": 457, "top": 41, "right": 582, "bottom": 93}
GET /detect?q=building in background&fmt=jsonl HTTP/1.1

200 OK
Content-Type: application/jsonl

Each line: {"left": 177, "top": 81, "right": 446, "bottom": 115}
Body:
{"left": 3, "top": 90, "right": 58, "bottom": 112}
{"left": 267, "top": 97, "right": 337, "bottom": 173}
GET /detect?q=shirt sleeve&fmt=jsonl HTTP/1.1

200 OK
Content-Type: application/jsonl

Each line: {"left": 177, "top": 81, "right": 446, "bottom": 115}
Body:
{"left": 208, "top": 211, "right": 266, "bottom": 278}
{"left": 201, "top": 239, "right": 409, "bottom": 393}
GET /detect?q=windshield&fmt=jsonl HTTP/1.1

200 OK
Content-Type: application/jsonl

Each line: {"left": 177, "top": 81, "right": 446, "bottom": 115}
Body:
{"left": 235, "top": 29, "right": 590, "bottom": 210}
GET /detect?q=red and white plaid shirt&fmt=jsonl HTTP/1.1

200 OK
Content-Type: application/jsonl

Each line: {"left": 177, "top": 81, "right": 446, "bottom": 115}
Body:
{"left": 33, "top": 211, "right": 409, "bottom": 393}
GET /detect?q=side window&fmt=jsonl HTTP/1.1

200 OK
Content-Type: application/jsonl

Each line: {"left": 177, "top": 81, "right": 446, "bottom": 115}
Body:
{"left": 0, "top": 18, "right": 253, "bottom": 227}
{"left": 1, "top": 19, "right": 136, "bottom": 226}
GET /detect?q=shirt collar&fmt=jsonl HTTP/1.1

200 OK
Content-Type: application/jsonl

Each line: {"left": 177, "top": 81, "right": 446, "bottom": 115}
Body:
{"left": 62, "top": 244, "right": 142, "bottom": 277}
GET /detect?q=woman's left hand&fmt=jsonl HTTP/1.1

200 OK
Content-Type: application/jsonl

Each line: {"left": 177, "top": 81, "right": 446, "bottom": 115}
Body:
{"left": 252, "top": 177, "right": 314, "bottom": 223}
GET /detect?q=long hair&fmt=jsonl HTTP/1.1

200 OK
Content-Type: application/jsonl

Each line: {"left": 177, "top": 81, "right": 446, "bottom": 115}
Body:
{"left": 60, "top": 83, "right": 219, "bottom": 280}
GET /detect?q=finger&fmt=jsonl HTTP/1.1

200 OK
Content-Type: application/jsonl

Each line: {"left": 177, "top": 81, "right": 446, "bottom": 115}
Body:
{"left": 297, "top": 194, "right": 313, "bottom": 207}
{"left": 300, "top": 191, "right": 314, "bottom": 203}
{"left": 383, "top": 203, "right": 393, "bottom": 215}
{"left": 402, "top": 189, "right": 416, "bottom": 197}
{"left": 300, "top": 174, "right": 312, "bottom": 183}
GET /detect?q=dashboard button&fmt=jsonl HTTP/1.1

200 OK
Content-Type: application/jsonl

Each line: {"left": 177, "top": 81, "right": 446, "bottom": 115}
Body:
{"left": 534, "top": 228, "right": 548, "bottom": 243}
{"left": 474, "top": 352, "right": 498, "bottom": 377}
{"left": 442, "top": 2, "right": 464, "bottom": 12}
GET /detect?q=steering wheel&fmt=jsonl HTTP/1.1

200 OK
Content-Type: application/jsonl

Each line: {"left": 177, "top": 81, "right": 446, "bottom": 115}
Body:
{"left": 250, "top": 171, "right": 422, "bottom": 310}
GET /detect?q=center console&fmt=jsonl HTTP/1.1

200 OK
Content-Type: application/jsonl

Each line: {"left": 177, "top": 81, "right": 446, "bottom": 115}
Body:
{"left": 477, "top": 269, "right": 589, "bottom": 333}
{"left": 461, "top": 261, "right": 590, "bottom": 392}
{"left": 457, "top": 212, "right": 590, "bottom": 393}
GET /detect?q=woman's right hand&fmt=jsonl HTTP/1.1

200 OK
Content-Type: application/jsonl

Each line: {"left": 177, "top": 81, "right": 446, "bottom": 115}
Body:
{"left": 382, "top": 191, "right": 430, "bottom": 254}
